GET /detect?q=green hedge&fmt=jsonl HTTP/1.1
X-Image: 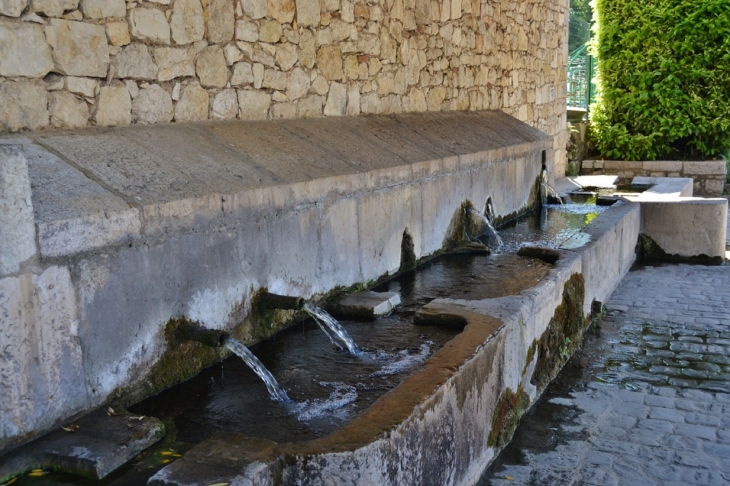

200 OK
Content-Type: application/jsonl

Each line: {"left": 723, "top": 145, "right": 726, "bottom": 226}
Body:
{"left": 590, "top": 0, "right": 730, "bottom": 160}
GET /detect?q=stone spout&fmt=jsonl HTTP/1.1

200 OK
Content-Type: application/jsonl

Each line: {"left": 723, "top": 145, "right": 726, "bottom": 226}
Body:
{"left": 256, "top": 292, "right": 305, "bottom": 311}
{"left": 175, "top": 321, "right": 229, "bottom": 348}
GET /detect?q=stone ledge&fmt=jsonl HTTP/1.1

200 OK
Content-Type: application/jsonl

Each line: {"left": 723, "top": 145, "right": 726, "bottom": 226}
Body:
{"left": 581, "top": 160, "right": 727, "bottom": 196}
{"left": 3, "top": 111, "right": 553, "bottom": 258}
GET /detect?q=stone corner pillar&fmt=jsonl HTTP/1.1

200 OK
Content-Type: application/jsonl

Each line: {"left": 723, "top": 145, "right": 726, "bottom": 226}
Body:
{"left": 0, "top": 144, "right": 37, "bottom": 276}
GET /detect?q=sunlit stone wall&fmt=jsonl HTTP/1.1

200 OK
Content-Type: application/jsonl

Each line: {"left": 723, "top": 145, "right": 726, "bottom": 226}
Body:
{"left": 0, "top": 0, "right": 568, "bottom": 174}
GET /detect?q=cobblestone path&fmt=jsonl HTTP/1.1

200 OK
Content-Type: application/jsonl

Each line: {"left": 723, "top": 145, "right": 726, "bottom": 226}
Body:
{"left": 481, "top": 263, "right": 730, "bottom": 485}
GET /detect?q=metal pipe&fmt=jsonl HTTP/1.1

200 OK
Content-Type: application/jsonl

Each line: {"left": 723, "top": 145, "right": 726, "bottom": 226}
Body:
{"left": 256, "top": 292, "right": 304, "bottom": 311}
{"left": 175, "top": 320, "right": 229, "bottom": 348}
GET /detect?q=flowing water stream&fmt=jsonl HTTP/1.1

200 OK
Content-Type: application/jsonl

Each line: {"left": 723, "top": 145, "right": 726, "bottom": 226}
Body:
{"left": 17, "top": 201, "right": 607, "bottom": 485}
{"left": 302, "top": 302, "right": 361, "bottom": 355}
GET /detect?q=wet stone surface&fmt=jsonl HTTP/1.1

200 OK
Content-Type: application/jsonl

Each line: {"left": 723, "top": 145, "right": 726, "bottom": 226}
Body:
{"left": 483, "top": 263, "right": 730, "bottom": 486}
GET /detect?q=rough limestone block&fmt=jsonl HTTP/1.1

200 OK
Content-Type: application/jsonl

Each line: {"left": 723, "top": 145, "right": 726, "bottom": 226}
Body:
{"left": 211, "top": 89, "right": 239, "bottom": 120}
{"left": 286, "top": 67, "right": 309, "bottom": 100}
{"left": 196, "top": 45, "right": 229, "bottom": 88}
{"left": 324, "top": 81, "right": 347, "bottom": 115}
{"left": 65, "top": 76, "right": 98, "bottom": 98}
{"left": 317, "top": 45, "right": 343, "bottom": 80}
{"left": 112, "top": 44, "right": 158, "bottom": 81}
{"left": 31, "top": 0, "right": 78, "bottom": 17}
{"left": 93, "top": 85, "right": 131, "bottom": 126}
{"left": 641, "top": 198, "right": 728, "bottom": 261}
{"left": 0, "top": 0, "right": 28, "bottom": 16}
{"left": 237, "top": 90, "right": 270, "bottom": 119}
{"left": 327, "top": 291, "right": 401, "bottom": 318}
{"left": 0, "top": 266, "right": 86, "bottom": 454}
{"left": 0, "top": 20, "right": 54, "bottom": 78}
{"left": 174, "top": 83, "right": 209, "bottom": 122}
{"left": 154, "top": 46, "right": 194, "bottom": 81}
{"left": 132, "top": 84, "right": 174, "bottom": 124}
{"left": 49, "top": 91, "right": 89, "bottom": 129}
{"left": 105, "top": 21, "right": 130, "bottom": 46}
{"left": 296, "top": 0, "right": 320, "bottom": 27}
{"left": 207, "top": 0, "right": 235, "bottom": 44}
{"left": 45, "top": 19, "right": 110, "bottom": 77}
{"left": 230, "top": 62, "right": 254, "bottom": 86}
{"left": 79, "top": 0, "right": 125, "bottom": 18}
{"left": 0, "top": 80, "right": 49, "bottom": 132}
{"left": 128, "top": 7, "right": 171, "bottom": 45}
{"left": 0, "top": 146, "right": 37, "bottom": 276}
{"left": 267, "top": 0, "right": 294, "bottom": 23}
{"left": 241, "top": 0, "right": 266, "bottom": 18}
{"left": 170, "top": 0, "right": 205, "bottom": 45}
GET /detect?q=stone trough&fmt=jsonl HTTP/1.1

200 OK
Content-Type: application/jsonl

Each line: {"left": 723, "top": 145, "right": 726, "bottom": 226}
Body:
{"left": 1, "top": 112, "right": 727, "bottom": 484}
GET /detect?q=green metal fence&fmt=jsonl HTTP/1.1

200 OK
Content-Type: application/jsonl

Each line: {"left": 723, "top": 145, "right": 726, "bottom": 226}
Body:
{"left": 567, "top": 18, "right": 596, "bottom": 111}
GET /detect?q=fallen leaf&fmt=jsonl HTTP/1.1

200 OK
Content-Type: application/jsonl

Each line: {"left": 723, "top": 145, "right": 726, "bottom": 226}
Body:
{"left": 160, "top": 450, "right": 180, "bottom": 456}
{"left": 107, "top": 407, "right": 116, "bottom": 416}
{"left": 161, "top": 459, "right": 171, "bottom": 464}
{"left": 505, "top": 475, "right": 514, "bottom": 481}
{"left": 2, "top": 478, "right": 19, "bottom": 485}
{"left": 28, "top": 470, "right": 48, "bottom": 477}
{"left": 62, "top": 424, "right": 80, "bottom": 432}
{"left": 129, "top": 415, "right": 145, "bottom": 421}
{"left": 208, "top": 483, "right": 230, "bottom": 486}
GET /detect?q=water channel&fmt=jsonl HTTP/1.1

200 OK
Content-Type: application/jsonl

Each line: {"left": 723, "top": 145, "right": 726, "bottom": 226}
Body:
{"left": 14, "top": 202, "right": 607, "bottom": 485}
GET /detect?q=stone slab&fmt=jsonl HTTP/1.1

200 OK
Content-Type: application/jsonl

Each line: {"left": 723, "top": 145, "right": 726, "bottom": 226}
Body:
{"left": 640, "top": 198, "right": 727, "bottom": 261}
{"left": 628, "top": 176, "right": 693, "bottom": 198}
{"left": 20, "top": 141, "right": 142, "bottom": 258}
{"left": 29, "top": 111, "right": 551, "bottom": 209}
{"left": 327, "top": 290, "right": 401, "bottom": 318}
{"left": 0, "top": 407, "right": 164, "bottom": 482}
{"left": 0, "top": 144, "right": 36, "bottom": 275}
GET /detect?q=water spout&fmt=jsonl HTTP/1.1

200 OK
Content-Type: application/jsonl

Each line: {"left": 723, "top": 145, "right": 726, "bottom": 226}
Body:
{"left": 467, "top": 208, "right": 503, "bottom": 247}
{"left": 256, "top": 292, "right": 305, "bottom": 311}
{"left": 540, "top": 169, "right": 564, "bottom": 206}
{"left": 303, "top": 302, "right": 361, "bottom": 355}
{"left": 224, "top": 336, "right": 290, "bottom": 402}
{"left": 175, "top": 320, "right": 229, "bottom": 348}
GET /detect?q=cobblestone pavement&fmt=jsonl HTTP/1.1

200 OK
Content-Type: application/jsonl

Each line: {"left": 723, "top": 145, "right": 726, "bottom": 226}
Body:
{"left": 481, "top": 263, "right": 730, "bottom": 485}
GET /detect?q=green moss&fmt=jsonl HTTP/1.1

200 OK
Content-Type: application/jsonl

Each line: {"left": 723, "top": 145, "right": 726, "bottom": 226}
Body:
{"left": 522, "top": 340, "right": 538, "bottom": 378}
{"left": 114, "top": 318, "right": 229, "bottom": 407}
{"left": 400, "top": 229, "right": 417, "bottom": 272}
{"left": 488, "top": 386, "right": 531, "bottom": 448}
{"left": 531, "top": 273, "right": 586, "bottom": 391}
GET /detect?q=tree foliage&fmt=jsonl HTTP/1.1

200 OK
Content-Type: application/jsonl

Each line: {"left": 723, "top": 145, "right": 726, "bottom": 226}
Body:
{"left": 590, "top": 0, "right": 730, "bottom": 160}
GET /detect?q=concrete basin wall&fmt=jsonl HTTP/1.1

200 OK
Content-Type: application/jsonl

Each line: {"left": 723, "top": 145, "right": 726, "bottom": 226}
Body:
{"left": 0, "top": 112, "right": 552, "bottom": 453}
{"left": 150, "top": 200, "right": 641, "bottom": 486}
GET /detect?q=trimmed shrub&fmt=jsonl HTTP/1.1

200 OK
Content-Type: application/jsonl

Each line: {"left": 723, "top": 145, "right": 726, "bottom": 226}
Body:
{"left": 590, "top": 0, "right": 730, "bottom": 160}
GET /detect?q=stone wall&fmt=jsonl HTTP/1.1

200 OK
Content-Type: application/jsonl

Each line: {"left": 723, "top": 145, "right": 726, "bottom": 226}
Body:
{"left": 0, "top": 0, "right": 569, "bottom": 174}
{"left": 581, "top": 159, "right": 727, "bottom": 196}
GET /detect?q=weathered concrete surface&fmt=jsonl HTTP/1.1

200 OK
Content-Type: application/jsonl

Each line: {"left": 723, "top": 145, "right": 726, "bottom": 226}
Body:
{"left": 14, "top": 139, "right": 142, "bottom": 258}
{"left": 327, "top": 291, "right": 401, "bottom": 318}
{"left": 0, "top": 266, "right": 86, "bottom": 454}
{"left": 149, "top": 198, "right": 643, "bottom": 485}
{"left": 0, "top": 145, "right": 37, "bottom": 275}
{"left": 0, "top": 111, "right": 552, "bottom": 453}
{"left": 484, "top": 263, "right": 730, "bottom": 485}
{"left": 579, "top": 201, "right": 640, "bottom": 316}
{"left": 640, "top": 199, "right": 728, "bottom": 261}
{"left": 0, "top": 407, "right": 164, "bottom": 482}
